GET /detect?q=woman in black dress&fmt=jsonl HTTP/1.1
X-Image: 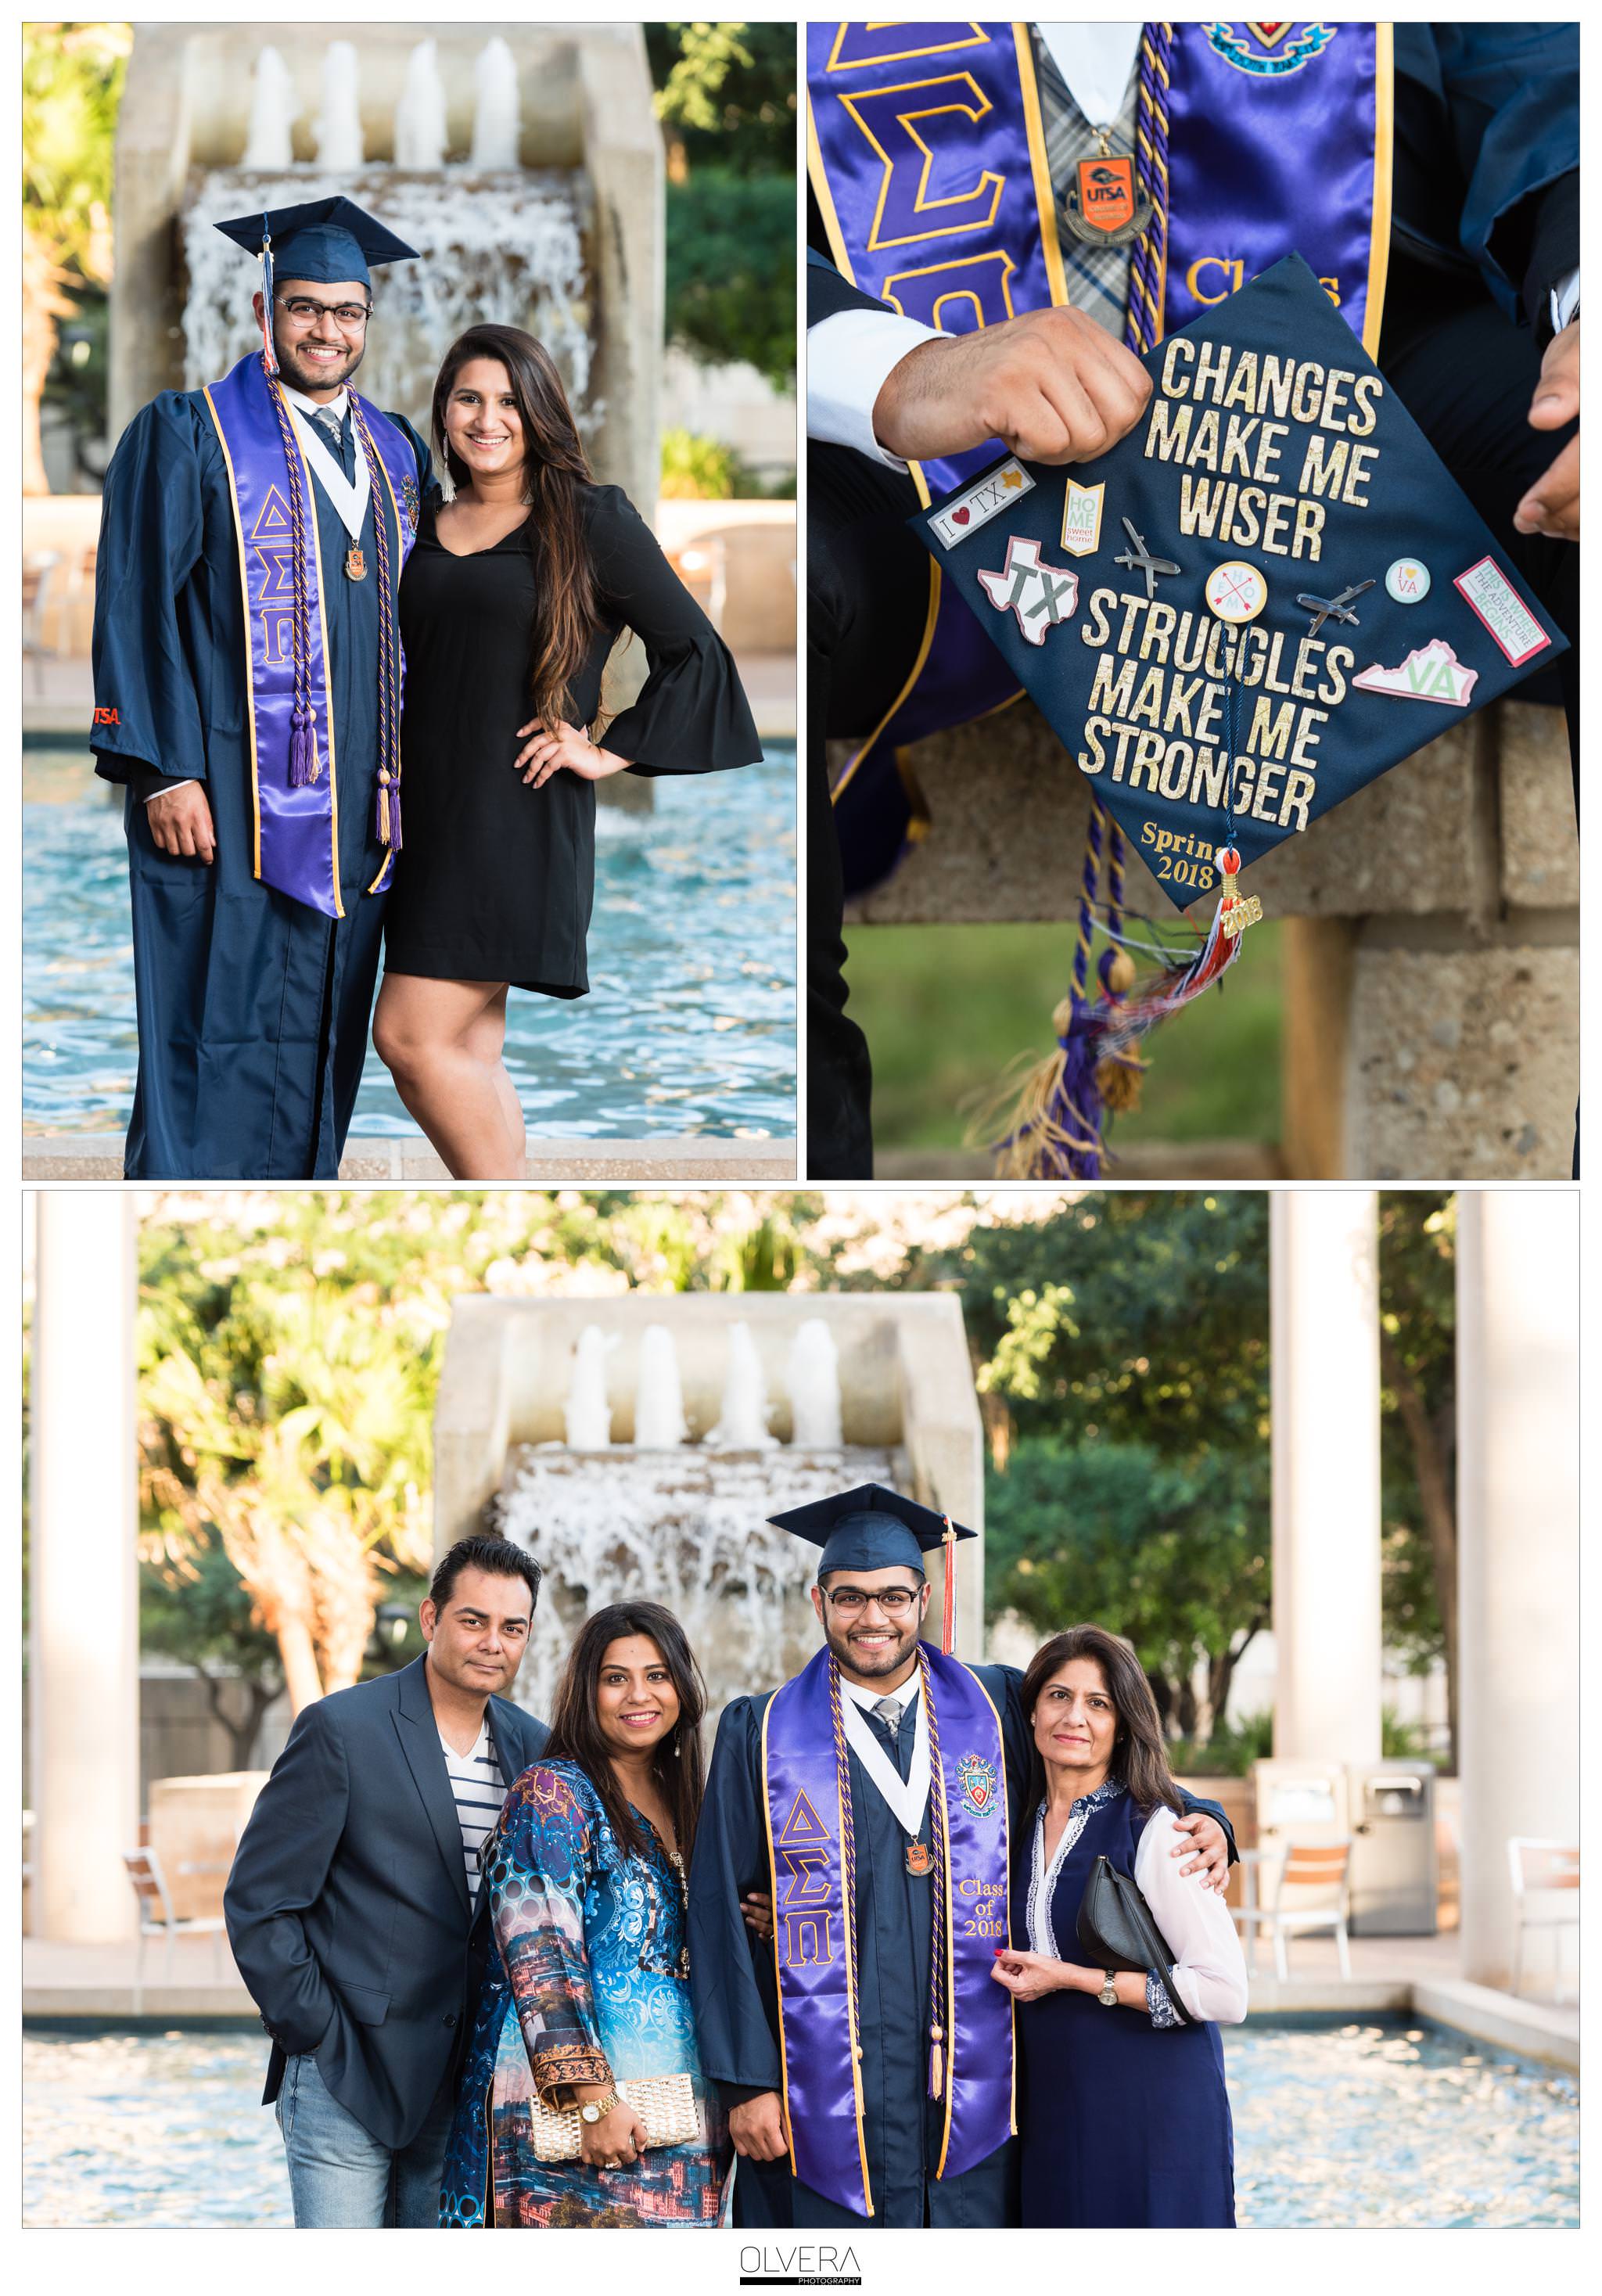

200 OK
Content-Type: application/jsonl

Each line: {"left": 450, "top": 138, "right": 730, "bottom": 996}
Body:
{"left": 375, "top": 325, "right": 761, "bottom": 1176}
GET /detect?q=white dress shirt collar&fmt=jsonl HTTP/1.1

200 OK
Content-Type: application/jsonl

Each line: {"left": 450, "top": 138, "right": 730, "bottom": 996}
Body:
{"left": 839, "top": 1668, "right": 923, "bottom": 1716}
{"left": 1036, "top": 21, "right": 1144, "bottom": 131}
{"left": 280, "top": 381, "right": 350, "bottom": 423}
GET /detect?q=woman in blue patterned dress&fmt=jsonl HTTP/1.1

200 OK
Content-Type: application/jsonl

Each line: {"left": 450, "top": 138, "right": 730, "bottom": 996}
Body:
{"left": 990, "top": 1625, "right": 1248, "bottom": 2228}
{"left": 440, "top": 1601, "right": 733, "bottom": 2226}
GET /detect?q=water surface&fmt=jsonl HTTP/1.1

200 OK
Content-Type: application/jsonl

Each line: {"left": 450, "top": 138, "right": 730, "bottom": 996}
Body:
{"left": 23, "top": 749, "right": 796, "bottom": 1142}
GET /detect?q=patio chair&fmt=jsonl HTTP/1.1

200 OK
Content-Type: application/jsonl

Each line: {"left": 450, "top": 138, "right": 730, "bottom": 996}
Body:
{"left": 1234, "top": 1838, "right": 1353, "bottom": 1981}
{"left": 23, "top": 551, "right": 62, "bottom": 695}
{"left": 123, "top": 1845, "right": 228, "bottom": 2009}
{"left": 1507, "top": 1838, "right": 1579, "bottom": 2003}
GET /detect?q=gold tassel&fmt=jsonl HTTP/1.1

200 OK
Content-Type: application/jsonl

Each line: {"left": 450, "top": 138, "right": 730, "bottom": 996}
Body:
{"left": 1095, "top": 1051, "right": 1147, "bottom": 1112}
{"left": 930, "top": 2028, "right": 944, "bottom": 2098}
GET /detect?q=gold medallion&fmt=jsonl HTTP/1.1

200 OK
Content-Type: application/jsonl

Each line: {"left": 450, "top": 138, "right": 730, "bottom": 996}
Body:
{"left": 344, "top": 544, "right": 367, "bottom": 582}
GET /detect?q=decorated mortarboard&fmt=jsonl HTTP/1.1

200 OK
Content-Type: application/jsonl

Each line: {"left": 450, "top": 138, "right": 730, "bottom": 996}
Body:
{"left": 770, "top": 1482, "right": 977, "bottom": 1651}
{"left": 910, "top": 254, "right": 1566, "bottom": 1176}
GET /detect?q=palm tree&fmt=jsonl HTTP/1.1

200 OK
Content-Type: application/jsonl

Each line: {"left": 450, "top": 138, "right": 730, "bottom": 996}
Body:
{"left": 22, "top": 23, "right": 130, "bottom": 493}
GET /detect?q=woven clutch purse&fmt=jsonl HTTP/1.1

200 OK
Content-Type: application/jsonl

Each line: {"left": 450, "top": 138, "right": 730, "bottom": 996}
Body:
{"left": 529, "top": 2072, "right": 700, "bottom": 2163}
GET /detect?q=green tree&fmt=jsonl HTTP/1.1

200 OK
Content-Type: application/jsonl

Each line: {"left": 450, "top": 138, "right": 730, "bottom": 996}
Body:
{"left": 141, "top": 1529, "right": 284, "bottom": 1769}
{"left": 911, "top": 1194, "right": 1273, "bottom": 1737}
{"left": 22, "top": 21, "right": 130, "bottom": 491}
{"left": 646, "top": 24, "right": 796, "bottom": 390}
{"left": 647, "top": 23, "right": 796, "bottom": 176}
{"left": 1377, "top": 1191, "right": 1457, "bottom": 1759}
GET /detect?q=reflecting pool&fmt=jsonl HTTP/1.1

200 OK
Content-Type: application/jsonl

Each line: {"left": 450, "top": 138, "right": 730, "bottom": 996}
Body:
{"left": 23, "top": 2016, "right": 1578, "bottom": 2229}
{"left": 23, "top": 749, "right": 796, "bottom": 1142}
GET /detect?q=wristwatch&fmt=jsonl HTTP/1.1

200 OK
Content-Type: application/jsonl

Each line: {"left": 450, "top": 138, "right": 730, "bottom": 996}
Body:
{"left": 1097, "top": 1972, "right": 1119, "bottom": 2007}
{"left": 580, "top": 2091, "right": 622, "bottom": 2123}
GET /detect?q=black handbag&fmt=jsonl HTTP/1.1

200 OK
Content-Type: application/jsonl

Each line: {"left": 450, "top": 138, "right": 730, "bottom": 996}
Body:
{"left": 1076, "top": 1853, "right": 1194, "bottom": 2025}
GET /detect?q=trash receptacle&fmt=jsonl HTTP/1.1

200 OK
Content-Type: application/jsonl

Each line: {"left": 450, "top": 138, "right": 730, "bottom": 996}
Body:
{"left": 1252, "top": 1759, "right": 1349, "bottom": 1847}
{"left": 1346, "top": 1766, "right": 1438, "bottom": 1935}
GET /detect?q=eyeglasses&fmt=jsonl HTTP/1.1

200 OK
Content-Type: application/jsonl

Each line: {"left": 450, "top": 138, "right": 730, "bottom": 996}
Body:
{"left": 275, "top": 295, "right": 372, "bottom": 332}
{"left": 822, "top": 1586, "right": 921, "bottom": 1619}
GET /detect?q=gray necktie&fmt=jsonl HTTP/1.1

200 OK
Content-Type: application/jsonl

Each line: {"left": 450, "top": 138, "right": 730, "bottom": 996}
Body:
{"left": 1034, "top": 32, "right": 1140, "bottom": 335}
{"left": 311, "top": 404, "right": 353, "bottom": 479}
{"left": 871, "top": 1695, "right": 911, "bottom": 1780}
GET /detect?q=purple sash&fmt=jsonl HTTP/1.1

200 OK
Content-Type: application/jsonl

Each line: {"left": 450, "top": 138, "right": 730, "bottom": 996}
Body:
{"left": 762, "top": 1645, "right": 1014, "bottom": 2217}
{"left": 203, "top": 352, "right": 418, "bottom": 918}
{"left": 807, "top": 21, "right": 1391, "bottom": 877}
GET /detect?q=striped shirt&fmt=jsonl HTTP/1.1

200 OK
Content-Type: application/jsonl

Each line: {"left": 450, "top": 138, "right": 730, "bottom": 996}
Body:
{"left": 438, "top": 1722, "right": 507, "bottom": 1908}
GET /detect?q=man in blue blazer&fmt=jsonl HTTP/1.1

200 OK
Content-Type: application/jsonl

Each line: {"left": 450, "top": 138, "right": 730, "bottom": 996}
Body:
{"left": 224, "top": 1532, "right": 549, "bottom": 2226}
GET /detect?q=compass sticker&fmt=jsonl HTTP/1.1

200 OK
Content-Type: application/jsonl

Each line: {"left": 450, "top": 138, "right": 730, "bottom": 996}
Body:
{"left": 1205, "top": 561, "right": 1267, "bottom": 623}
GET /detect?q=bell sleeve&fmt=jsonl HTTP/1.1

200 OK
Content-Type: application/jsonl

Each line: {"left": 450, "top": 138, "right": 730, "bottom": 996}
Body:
{"left": 1133, "top": 1804, "right": 1250, "bottom": 2028}
{"left": 91, "top": 393, "right": 208, "bottom": 790}
{"left": 490, "top": 1766, "right": 614, "bottom": 2105}
{"left": 586, "top": 485, "right": 763, "bottom": 778}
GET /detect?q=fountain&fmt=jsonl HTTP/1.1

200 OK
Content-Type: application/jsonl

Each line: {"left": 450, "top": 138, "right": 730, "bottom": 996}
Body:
{"left": 312, "top": 40, "right": 365, "bottom": 170}
{"left": 634, "top": 1324, "right": 687, "bottom": 1450}
{"left": 471, "top": 38, "right": 521, "bottom": 172}
{"left": 107, "top": 23, "right": 663, "bottom": 514}
{"left": 706, "top": 1320, "right": 777, "bottom": 1451}
{"left": 241, "top": 47, "right": 296, "bottom": 171}
{"left": 562, "top": 1325, "right": 615, "bottom": 1450}
{"left": 393, "top": 40, "right": 449, "bottom": 173}
{"left": 788, "top": 1317, "right": 843, "bottom": 1450}
{"left": 437, "top": 1294, "right": 985, "bottom": 1725}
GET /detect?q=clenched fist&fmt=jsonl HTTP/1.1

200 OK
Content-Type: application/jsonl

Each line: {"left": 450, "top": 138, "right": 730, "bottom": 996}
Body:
{"left": 146, "top": 782, "right": 216, "bottom": 863}
{"left": 872, "top": 305, "right": 1152, "bottom": 468}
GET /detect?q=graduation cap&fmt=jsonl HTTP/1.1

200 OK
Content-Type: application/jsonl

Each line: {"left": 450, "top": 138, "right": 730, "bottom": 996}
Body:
{"left": 217, "top": 198, "right": 418, "bottom": 379}
{"left": 215, "top": 196, "right": 419, "bottom": 288}
{"left": 770, "top": 1482, "right": 977, "bottom": 1652}
{"left": 912, "top": 253, "right": 1566, "bottom": 911}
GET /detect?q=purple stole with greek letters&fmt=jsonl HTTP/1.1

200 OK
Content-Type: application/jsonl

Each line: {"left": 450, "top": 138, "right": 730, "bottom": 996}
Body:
{"left": 806, "top": 20, "right": 1391, "bottom": 893}
{"left": 761, "top": 1644, "right": 1015, "bottom": 2218}
{"left": 203, "top": 352, "right": 418, "bottom": 918}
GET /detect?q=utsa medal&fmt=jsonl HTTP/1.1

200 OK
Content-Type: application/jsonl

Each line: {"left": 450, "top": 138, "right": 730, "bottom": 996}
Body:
{"left": 344, "top": 544, "right": 367, "bottom": 581}
{"left": 905, "top": 1841, "right": 933, "bottom": 1877}
{"left": 1063, "top": 131, "right": 1152, "bottom": 248}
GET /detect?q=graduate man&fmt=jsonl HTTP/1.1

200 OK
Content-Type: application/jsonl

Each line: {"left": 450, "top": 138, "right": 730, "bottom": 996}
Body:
{"left": 806, "top": 23, "right": 1580, "bottom": 1177}
{"left": 687, "top": 1485, "right": 1234, "bottom": 2228}
{"left": 91, "top": 196, "right": 436, "bottom": 1179}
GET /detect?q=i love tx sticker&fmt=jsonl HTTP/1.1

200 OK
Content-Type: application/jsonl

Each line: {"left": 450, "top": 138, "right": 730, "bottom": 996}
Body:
{"left": 929, "top": 458, "right": 1035, "bottom": 548}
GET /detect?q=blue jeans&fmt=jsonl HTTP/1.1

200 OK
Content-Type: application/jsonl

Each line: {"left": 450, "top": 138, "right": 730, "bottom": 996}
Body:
{"left": 276, "top": 2052, "right": 456, "bottom": 2228}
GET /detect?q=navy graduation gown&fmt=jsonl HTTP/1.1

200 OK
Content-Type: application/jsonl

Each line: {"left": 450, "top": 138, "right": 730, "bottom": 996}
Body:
{"left": 689, "top": 1662, "right": 1032, "bottom": 2230}
{"left": 688, "top": 1661, "right": 1236, "bottom": 2230}
{"left": 91, "top": 390, "right": 432, "bottom": 1179}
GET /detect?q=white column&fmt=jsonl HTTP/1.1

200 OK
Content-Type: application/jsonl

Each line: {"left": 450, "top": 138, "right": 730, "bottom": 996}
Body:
{"left": 1456, "top": 1191, "right": 1579, "bottom": 1990}
{"left": 30, "top": 1192, "right": 141, "bottom": 1940}
{"left": 1270, "top": 1191, "right": 1383, "bottom": 1761}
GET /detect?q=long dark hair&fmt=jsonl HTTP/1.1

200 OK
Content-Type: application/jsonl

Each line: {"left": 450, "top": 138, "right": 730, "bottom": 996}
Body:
{"left": 542, "top": 1602, "right": 707, "bottom": 1864}
{"left": 1019, "top": 1624, "right": 1186, "bottom": 1820}
{"left": 430, "top": 323, "right": 602, "bottom": 735}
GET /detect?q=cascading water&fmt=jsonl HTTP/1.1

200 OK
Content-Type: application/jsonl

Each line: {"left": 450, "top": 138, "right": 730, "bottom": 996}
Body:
{"left": 494, "top": 1446, "right": 903, "bottom": 1727}
{"left": 706, "top": 1321, "right": 776, "bottom": 1450}
{"left": 178, "top": 38, "right": 594, "bottom": 432}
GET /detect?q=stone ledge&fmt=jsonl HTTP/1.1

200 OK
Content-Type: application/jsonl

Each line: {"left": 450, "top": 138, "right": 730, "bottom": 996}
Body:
{"left": 842, "top": 698, "right": 1575, "bottom": 928}
{"left": 1345, "top": 943, "right": 1579, "bottom": 1180}
{"left": 1410, "top": 1977, "right": 1579, "bottom": 2071}
{"left": 22, "top": 1134, "right": 799, "bottom": 1183}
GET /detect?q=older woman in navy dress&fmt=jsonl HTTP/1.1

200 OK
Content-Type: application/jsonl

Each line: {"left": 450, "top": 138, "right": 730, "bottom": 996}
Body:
{"left": 991, "top": 1626, "right": 1248, "bottom": 2229}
